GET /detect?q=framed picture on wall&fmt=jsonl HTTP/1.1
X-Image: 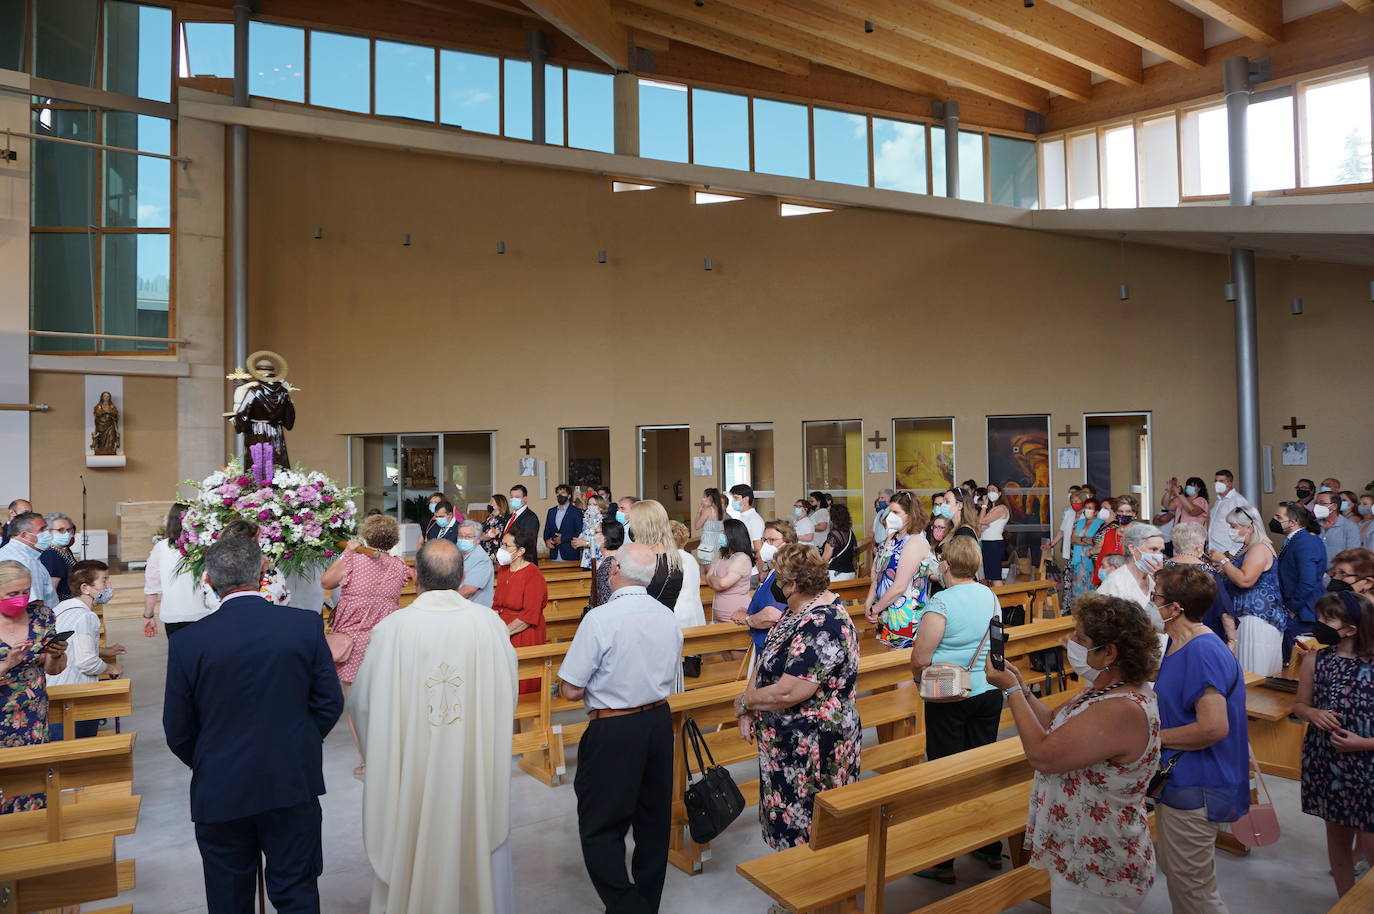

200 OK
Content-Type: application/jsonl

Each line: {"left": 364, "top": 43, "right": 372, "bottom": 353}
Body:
{"left": 1057, "top": 447, "right": 1081, "bottom": 469}
{"left": 865, "top": 451, "right": 889, "bottom": 475}
{"left": 1282, "top": 441, "right": 1308, "bottom": 466}
{"left": 987, "top": 415, "right": 1050, "bottom": 530}
{"left": 692, "top": 455, "right": 713, "bottom": 477}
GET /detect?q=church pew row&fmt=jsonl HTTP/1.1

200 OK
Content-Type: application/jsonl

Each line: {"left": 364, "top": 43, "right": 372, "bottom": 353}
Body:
{"left": 47, "top": 679, "right": 133, "bottom": 741}
{"left": 1331, "top": 866, "right": 1374, "bottom": 913}
{"left": 0, "top": 731, "right": 140, "bottom": 912}
{"left": 664, "top": 615, "right": 1077, "bottom": 876}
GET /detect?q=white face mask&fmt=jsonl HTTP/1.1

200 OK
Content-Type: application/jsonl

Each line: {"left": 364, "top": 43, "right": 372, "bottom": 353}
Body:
{"left": 1360, "top": 504, "right": 1374, "bottom": 517}
{"left": 1066, "top": 639, "right": 1101, "bottom": 684}
{"left": 759, "top": 543, "right": 778, "bottom": 563}
{"left": 1214, "top": 481, "right": 1228, "bottom": 495}
{"left": 1313, "top": 504, "right": 1333, "bottom": 520}
{"left": 884, "top": 511, "right": 905, "bottom": 533}
{"left": 1135, "top": 551, "right": 1164, "bottom": 573}
{"left": 496, "top": 548, "right": 513, "bottom": 566}
{"left": 1097, "top": 508, "right": 1112, "bottom": 522}
{"left": 987, "top": 491, "right": 1000, "bottom": 502}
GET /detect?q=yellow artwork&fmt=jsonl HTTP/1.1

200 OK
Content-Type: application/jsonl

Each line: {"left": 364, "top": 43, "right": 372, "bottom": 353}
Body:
{"left": 895, "top": 422, "right": 955, "bottom": 491}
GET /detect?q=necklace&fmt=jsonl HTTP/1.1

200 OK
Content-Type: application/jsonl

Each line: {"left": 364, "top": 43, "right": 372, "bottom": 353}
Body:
{"left": 1071, "top": 679, "right": 1128, "bottom": 711}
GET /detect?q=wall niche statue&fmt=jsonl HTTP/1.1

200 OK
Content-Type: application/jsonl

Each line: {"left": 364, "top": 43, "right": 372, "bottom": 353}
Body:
{"left": 91, "top": 391, "right": 121, "bottom": 456}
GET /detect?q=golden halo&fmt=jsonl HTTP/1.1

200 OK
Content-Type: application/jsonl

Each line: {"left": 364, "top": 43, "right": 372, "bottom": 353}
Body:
{"left": 246, "top": 350, "right": 288, "bottom": 384}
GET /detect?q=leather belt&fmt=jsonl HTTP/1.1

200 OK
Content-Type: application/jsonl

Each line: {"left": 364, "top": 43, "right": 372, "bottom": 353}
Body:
{"left": 587, "top": 699, "right": 668, "bottom": 721}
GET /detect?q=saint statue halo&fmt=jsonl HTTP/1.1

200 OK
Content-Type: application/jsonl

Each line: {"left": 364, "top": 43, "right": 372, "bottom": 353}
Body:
{"left": 246, "top": 349, "right": 289, "bottom": 384}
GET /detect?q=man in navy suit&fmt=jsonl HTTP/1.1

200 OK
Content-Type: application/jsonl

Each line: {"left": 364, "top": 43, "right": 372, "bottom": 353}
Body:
{"left": 164, "top": 532, "right": 344, "bottom": 913}
{"left": 1272, "top": 502, "right": 1326, "bottom": 663}
{"left": 543, "top": 483, "right": 584, "bottom": 562}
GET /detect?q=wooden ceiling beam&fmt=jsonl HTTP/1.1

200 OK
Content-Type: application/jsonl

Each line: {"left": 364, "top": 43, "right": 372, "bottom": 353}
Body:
{"left": 1186, "top": 0, "right": 1283, "bottom": 44}
{"left": 922, "top": 0, "right": 1142, "bottom": 87}
{"left": 706, "top": 0, "right": 1049, "bottom": 111}
{"left": 519, "top": 0, "right": 629, "bottom": 68}
{"left": 817, "top": 0, "right": 1092, "bottom": 101}
{"left": 613, "top": 1, "right": 812, "bottom": 75}
{"left": 1040, "top": 0, "right": 1204, "bottom": 69}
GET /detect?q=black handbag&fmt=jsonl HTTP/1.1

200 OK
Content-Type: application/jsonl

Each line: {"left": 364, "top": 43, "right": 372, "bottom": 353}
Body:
{"left": 682, "top": 715, "right": 745, "bottom": 844}
{"left": 682, "top": 655, "right": 703, "bottom": 678}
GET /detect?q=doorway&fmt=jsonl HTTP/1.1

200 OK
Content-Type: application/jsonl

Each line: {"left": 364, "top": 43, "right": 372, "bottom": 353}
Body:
{"left": 720, "top": 423, "right": 775, "bottom": 520}
{"left": 639, "top": 426, "right": 691, "bottom": 522}
{"left": 347, "top": 431, "right": 495, "bottom": 524}
{"left": 803, "top": 419, "right": 864, "bottom": 533}
{"left": 562, "top": 427, "right": 611, "bottom": 491}
{"left": 1084, "top": 413, "right": 1153, "bottom": 510}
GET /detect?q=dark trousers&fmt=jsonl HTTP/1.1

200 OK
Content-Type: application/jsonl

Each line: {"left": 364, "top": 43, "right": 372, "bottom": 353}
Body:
{"left": 194, "top": 797, "right": 323, "bottom": 914}
{"left": 166, "top": 620, "right": 195, "bottom": 636}
{"left": 980, "top": 539, "right": 1006, "bottom": 584}
{"left": 48, "top": 718, "right": 99, "bottom": 741}
{"left": 574, "top": 704, "right": 673, "bottom": 914}
{"left": 925, "top": 688, "right": 1004, "bottom": 866}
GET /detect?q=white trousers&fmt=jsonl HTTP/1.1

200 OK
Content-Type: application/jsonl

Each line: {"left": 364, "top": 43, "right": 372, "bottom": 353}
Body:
{"left": 1236, "top": 616, "right": 1283, "bottom": 676}
{"left": 1049, "top": 871, "right": 1146, "bottom": 914}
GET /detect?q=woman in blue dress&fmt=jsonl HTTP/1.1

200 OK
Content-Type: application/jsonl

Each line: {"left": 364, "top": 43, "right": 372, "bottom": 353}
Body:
{"left": 1067, "top": 497, "right": 1105, "bottom": 607}
{"left": 1209, "top": 507, "right": 1285, "bottom": 675}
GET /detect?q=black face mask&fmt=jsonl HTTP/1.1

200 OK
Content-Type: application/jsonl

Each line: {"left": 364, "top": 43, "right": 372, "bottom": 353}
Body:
{"left": 1312, "top": 620, "right": 1344, "bottom": 646}
{"left": 770, "top": 577, "right": 787, "bottom": 604}
{"left": 1327, "top": 579, "right": 1355, "bottom": 593}
{"left": 1268, "top": 518, "right": 1286, "bottom": 535}
{"left": 556, "top": 495, "right": 568, "bottom": 505}
{"left": 1296, "top": 487, "right": 1313, "bottom": 499}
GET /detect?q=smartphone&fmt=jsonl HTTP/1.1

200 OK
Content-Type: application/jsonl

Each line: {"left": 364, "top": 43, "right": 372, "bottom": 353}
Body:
{"left": 989, "top": 619, "right": 1007, "bottom": 671}
{"left": 35, "top": 630, "right": 75, "bottom": 653}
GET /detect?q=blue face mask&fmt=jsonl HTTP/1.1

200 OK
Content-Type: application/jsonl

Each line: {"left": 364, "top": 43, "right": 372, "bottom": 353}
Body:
{"left": 456, "top": 538, "right": 475, "bottom": 553}
{"left": 1184, "top": 485, "right": 1199, "bottom": 497}
{"left": 730, "top": 500, "right": 743, "bottom": 513}
{"left": 428, "top": 502, "right": 438, "bottom": 513}
{"left": 436, "top": 518, "right": 451, "bottom": 529}
{"left": 33, "top": 530, "right": 52, "bottom": 551}
{"left": 615, "top": 510, "right": 628, "bottom": 525}
{"left": 718, "top": 532, "right": 728, "bottom": 547}
{"left": 93, "top": 585, "right": 114, "bottom": 605}
{"left": 52, "top": 531, "right": 73, "bottom": 548}
{"left": 1319, "top": 486, "right": 1332, "bottom": 494}
{"left": 933, "top": 504, "right": 953, "bottom": 520}
{"left": 793, "top": 507, "right": 805, "bottom": 518}
{"left": 509, "top": 497, "right": 524, "bottom": 510}
{"left": 875, "top": 500, "right": 888, "bottom": 511}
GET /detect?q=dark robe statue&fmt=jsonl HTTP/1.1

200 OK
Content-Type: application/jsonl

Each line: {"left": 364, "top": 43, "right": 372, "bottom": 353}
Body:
{"left": 233, "top": 380, "right": 295, "bottom": 474}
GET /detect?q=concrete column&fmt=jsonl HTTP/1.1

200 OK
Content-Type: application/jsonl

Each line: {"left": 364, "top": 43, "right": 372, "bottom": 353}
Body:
{"left": 0, "top": 78, "right": 32, "bottom": 499}
{"left": 613, "top": 72, "right": 639, "bottom": 157}
{"left": 943, "top": 101, "right": 959, "bottom": 199}
{"left": 1224, "top": 56, "right": 1261, "bottom": 500}
{"left": 529, "top": 31, "right": 547, "bottom": 145}
{"left": 230, "top": 0, "right": 250, "bottom": 458}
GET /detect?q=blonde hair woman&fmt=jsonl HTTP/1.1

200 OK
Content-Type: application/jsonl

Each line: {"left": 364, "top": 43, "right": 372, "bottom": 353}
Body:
{"left": 1210, "top": 506, "right": 1286, "bottom": 675}
{"left": 627, "top": 500, "right": 685, "bottom": 610}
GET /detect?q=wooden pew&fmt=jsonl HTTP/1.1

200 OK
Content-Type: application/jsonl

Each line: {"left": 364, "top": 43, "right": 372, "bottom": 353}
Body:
{"left": 1, "top": 834, "right": 136, "bottom": 913}
{"left": 1331, "top": 865, "right": 1374, "bottom": 912}
{"left": 47, "top": 679, "right": 133, "bottom": 740}
{"left": 991, "top": 579, "right": 1061, "bottom": 622}
{"left": 1244, "top": 671, "right": 1306, "bottom": 779}
{"left": 737, "top": 738, "right": 1035, "bottom": 913}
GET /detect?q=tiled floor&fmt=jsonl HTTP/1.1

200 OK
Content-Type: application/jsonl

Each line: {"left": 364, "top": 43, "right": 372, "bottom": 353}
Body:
{"left": 106, "top": 616, "right": 1339, "bottom": 913}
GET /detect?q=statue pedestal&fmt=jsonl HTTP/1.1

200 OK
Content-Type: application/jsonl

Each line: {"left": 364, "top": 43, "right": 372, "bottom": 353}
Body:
{"left": 86, "top": 454, "right": 126, "bottom": 468}
{"left": 283, "top": 568, "right": 326, "bottom": 615}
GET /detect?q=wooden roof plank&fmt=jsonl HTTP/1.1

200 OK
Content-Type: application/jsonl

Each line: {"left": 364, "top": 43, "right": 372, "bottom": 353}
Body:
{"left": 613, "top": 1, "right": 812, "bottom": 75}
{"left": 1041, "top": 0, "right": 1206, "bottom": 69}
{"left": 1186, "top": 0, "right": 1284, "bottom": 44}
{"left": 817, "top": 0, "right": 1094, "bottom": 101}
{"left": 924, "top": 0, "right": 1143, "bottom": 87}
{"left": 521, "top": 0, "right": 630, "bottom": 68}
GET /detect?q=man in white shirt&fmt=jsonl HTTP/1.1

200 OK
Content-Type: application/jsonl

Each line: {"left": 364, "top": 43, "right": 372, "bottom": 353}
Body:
{"left": 0, "top": 512, "right": 58, "bottom": 607}
{"left": 1207, "top": 469, "right": 1260, "bottom": 555}
{"left": 1313, "top": 490, "right": 1361, "bottom": 565}
{"left": 559, "top": 543, "right": 683, "bottom": 914}
{"left": 728, "top": 484, "right": 766, "bottom": 553}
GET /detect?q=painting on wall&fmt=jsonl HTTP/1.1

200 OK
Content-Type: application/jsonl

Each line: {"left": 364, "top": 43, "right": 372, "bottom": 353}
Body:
{"left": 692, "top": 455, "right": 713, "bottom": 477}
{"left": 402, "top": 447, "right": 437, "bottom": 489}
{"left": 865, "top": 451, "right": 890, "bottom": 475}
{"left": 894, "top": 419, "right": 954, "bottom": 491}
{"left": 987, "top": 415, "right": 1050, "bottom": 528}
{"left": 569, "top": 458, "right": 604, "bottom": 487}
{"left": 1282, "top": 441, "right": 1308, "bottom": 466}
{"left": 1057, "top": 447, "right": 1081, "bottom": 470}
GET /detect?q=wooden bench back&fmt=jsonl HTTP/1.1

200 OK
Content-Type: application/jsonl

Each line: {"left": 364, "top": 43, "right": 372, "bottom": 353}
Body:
{"left": 47, "top": 680, "right": 133, "bottom": 740}
{"left": 0, "top": 733, "right": 139, "bottom": 848}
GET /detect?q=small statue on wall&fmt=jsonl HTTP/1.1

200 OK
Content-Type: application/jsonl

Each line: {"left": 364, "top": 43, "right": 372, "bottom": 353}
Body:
{"left": 225, "top": 350, "right": 297, "bottom": 480}
{"left": 90, "top": 391, "right": 121, "bottom": 455}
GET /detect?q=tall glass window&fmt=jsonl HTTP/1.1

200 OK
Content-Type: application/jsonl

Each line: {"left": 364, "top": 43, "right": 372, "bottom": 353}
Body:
{"left": 503, "top": 58, "right": 532, "bottom": 140}
{"left": 1249, "top": 95, "right": 1295, "bottom": 191}
{"left": 104, "top": 112, "right": 170, "bottom": 227}
{"left": 753, "top": 98, "right": 808, "bottom": 178}
{"left": 988, "top": 135, "right": 1036, "bottom": 208}
{"left": 931, "top": 125, "right": 946, "bottom": 196}
{"left": 873, "top": 118, "right": 927, "bottom": 194}
{"left": 375, "top": 40, "right": 434, "bottom": 122}
{"left": 1040, "top": 137, "right": 1066, "bottom": 209}
{"left": 958, "top": 130, "right": 985, "bottom": 202}
{"left": 1180, "top": 104, "right": 1228, "bottom": 196}
{"left": 545, "top": 64, "right": 565, "bottom": 144}
{"left": 104, "top": 1, "right": 172, "bottom": 102}
{"left": 1137, "top": 115, "right": 1179, "bottom": 207}
{"left": 181, "top": 21, "right": 233, "bottom": 78}
{"left": 1101, "top": 124, "right": 1136, "bottom": 208}
{"left": 439, "top": 49, "right": 499, "bottom": 135}
{"left": 638, "top": 79, "right": 688, "bottom": 162}
{"left": 691, "top": 88, "right": 749, "bottom": 170}
{"left": 567, "top": 68, "right": 613, "bottom": 152}
{"left": 0, "top": 0, "right": 25, "bottom": 72}
{"left": 34, "top": 0, "right": 100, "bottom": 87}
{"left": 309, "top": 30, "right": 370, "bottom": 114}
{"left": 1301, "top": 73, "right": 1371, "bottom": 187}
{"left": 249, "top": 21, "right": 304, "bottom": 102}
{"left": 1067, "top": 131, "right": 1099, "bottom": 208}
{"left": 813, "top": 108, "right": 868, "bottom": 186}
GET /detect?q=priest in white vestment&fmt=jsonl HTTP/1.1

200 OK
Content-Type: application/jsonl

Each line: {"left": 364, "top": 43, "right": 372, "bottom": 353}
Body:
{"left": 351, "top": 540, "right": 518, "bottom": 914}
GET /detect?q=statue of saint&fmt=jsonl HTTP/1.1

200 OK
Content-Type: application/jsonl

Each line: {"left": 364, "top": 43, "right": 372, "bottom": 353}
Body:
{"left": 90, "top": 391, "right": 120, "bottom": 455}
{"left": 227, "top": 350, "right": 297, "bottom": 478}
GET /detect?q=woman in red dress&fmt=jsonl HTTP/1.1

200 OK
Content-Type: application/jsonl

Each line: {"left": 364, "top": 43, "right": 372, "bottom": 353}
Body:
{"left": 493, "top": 525, "right": 548, "bottom": 693}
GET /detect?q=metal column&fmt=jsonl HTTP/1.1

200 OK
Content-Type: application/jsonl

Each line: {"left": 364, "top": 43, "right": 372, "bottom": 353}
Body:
{"left": 529, "top": 31, "right": 547, "bottom": 145}
{"left": 230, "top": 0, "right": 251, "bottom": 458}
{"left": 1224, "top": 56, "right": 1261, "bottom": 499}
{"left": 943, "top": 101, "right": 959, "bottom": 198}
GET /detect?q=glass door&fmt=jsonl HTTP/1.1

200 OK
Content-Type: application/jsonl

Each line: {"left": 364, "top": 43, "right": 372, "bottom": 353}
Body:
{"left": 803, "top": 419, "right": 864, "bottom": 534}
{"left": 639, "top": 425, "right": 691, "bottom": 522}
{"left": 1083, "top": 413, "right": 1152, "bottom": 512}
{"left": 719, "top": 423, "right": 775, "bottom": 520}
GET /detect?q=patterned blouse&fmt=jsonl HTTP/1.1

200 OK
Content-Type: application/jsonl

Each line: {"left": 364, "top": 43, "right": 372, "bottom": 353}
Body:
{"left": 1025, "top": 688, "right": 1161, "bottom": 898}
{"left": 0, "top": 603, "right": 55, "bottom": 812}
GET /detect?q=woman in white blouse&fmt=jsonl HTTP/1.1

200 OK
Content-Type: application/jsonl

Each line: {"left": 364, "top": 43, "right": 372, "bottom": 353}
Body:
{"left": 50, "top": 560, "right": 126, "bottom": 738}
{"left": 143, "top": 504, "right": 216, "bottom": 637}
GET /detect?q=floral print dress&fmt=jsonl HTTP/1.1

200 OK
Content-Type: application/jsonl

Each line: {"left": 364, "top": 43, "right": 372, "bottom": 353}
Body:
{"left": 754, "top": 597, "right": 862, "bottom": 849}
{"left": 1025, "top": 689, "right": 1160, "bottom": 899}
{"left": 0, "top": 604, "right": 55, "bottom": 813}
{"left": 873, "top": 534, "right": 930, "bottom": 650}
{"left": 1301, "top": 650, "right": 1374, "bottom": 831}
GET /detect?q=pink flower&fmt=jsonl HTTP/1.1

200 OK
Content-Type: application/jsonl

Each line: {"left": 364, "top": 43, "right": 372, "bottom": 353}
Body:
{"left": 236, "top": 476, "right": 252, "bottom": 487}
{"left": 257, "top": 509, "right": 272, "bottom": 522}
{"left": 222, "top": 497, "right": 235, "bottom": 507}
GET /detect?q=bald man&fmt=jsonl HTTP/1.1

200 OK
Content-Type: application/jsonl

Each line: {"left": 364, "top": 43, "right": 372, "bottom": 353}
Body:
{"left": 2, "top": 499, "right": 31, "bottom": 547}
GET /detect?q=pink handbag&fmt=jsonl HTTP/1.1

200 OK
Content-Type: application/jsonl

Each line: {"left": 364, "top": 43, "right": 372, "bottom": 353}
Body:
{"left": 1231, "top": 747, "right": 1280, "bottom": 847}
{"left": 325, "top": 631, "right": 354, "bottom": 665}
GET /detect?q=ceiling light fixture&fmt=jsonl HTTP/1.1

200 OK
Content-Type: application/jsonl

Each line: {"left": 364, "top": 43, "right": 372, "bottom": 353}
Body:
{"left": 864, "top": 20, "right": 874, "bottom": 33}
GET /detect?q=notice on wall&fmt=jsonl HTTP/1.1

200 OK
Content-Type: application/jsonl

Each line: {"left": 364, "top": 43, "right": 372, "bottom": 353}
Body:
{"left": 865, "top": 451, "right": 889, "bottom": 475}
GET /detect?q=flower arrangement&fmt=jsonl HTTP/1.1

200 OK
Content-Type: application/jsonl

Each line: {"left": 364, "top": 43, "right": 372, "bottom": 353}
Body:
{"left": 177, "top": 458, "right": 359, "bottom": 580}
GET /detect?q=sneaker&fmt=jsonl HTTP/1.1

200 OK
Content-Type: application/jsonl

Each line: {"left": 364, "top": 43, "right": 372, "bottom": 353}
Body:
{"left": 914, "top": 867, "right": 955, "bottom": 885}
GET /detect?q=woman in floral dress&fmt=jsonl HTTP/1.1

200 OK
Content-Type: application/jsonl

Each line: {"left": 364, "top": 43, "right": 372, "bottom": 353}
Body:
{"left": 735, "top": 545, "right": 861, "bottom": 849}
{"left": 480, "top": 493, "right": 510, "bottom": 559}
{"left": 862, "top": 491, "right": 931, "bottom": 650}
{"left": 989, "top": 593, "right": 1162, "bottom": 913}
{"left": 0, "top": 560, "right": 69, "bottom": 813}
